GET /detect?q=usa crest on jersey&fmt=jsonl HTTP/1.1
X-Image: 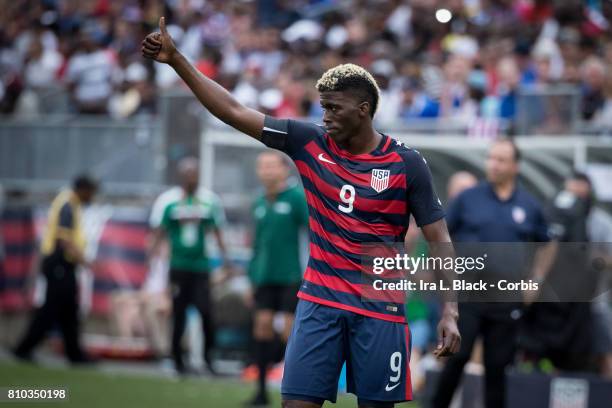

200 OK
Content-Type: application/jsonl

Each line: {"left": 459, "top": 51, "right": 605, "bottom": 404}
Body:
{"left": 371, "top": 169, "right": 390, "bottom": 193}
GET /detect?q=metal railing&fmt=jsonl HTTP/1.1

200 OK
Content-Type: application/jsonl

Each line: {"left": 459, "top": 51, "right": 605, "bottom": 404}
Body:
{"left": 2, "top": 90, "right": 612, "bottom": 202}
{"left": 0, "top": 114, "right": 165, "bottom": 197}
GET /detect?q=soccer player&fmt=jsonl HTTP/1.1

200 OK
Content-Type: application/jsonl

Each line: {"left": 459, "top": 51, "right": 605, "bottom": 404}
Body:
{"left": 143, "top": 17, "right": 460, "bottom": 407}
{"left": 149, "top": 157, "right": 228, "bottom": 375}
{"left": 247, "top": 150, "right": 309, "bottom": 406}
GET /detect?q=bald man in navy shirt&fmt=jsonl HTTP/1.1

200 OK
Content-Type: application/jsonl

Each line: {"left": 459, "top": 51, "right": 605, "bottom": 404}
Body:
{"left": 433, "top": 139, "right": 553, "bottom": 408}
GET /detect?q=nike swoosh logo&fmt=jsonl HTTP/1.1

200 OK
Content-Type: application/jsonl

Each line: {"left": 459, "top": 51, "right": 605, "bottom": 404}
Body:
{"left": 263, "top": 126, "right": 288, "bottom": 135}
{"left": 385, "top": 383, "right": 400, "bottom": 392}
{"left": 318, "top": 153, "right": 336, "bottom": 165}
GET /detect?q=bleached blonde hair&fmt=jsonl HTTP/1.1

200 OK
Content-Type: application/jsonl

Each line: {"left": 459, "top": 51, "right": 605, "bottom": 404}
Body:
{"left": 316, "top": 63, "right": 381, "bottom": 117}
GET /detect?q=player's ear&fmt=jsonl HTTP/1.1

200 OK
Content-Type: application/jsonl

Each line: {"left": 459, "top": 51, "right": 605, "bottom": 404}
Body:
{"left": 358, "top": 101, "right": 370, "bottom": 118}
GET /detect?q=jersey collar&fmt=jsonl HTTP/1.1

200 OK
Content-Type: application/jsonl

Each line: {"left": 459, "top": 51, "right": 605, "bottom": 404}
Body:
{"left": 325, "top": 132, "right": 389, "bottom": 161}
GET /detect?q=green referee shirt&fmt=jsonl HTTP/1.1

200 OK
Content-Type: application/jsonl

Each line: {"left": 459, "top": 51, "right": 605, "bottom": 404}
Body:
{"left": 249, "top": 183, "right": 308, "bottom": 286}
{"left": 160, "top": 190, "right": 224, "bottom": 273}
{"left": 405, "top": 237, "right": 430, "bottom": 322}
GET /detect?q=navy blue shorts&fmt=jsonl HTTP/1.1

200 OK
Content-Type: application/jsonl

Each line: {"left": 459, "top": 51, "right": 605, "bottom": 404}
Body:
{"left": 281, "top": 299, "right": 413, "bottom": 404}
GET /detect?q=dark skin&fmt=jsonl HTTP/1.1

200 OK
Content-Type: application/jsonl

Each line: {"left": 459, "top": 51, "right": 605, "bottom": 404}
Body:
{"left": 421, "top": 221, "right": 461, "bottom": 358}
{"left": 143, "top": 18, "right": 460, "bottom": 408}
{"left": 76, "top": 187, "right": 95, "bottom": 206}
{"left": 319, "top": 91, "right": 381, "bottom": 154}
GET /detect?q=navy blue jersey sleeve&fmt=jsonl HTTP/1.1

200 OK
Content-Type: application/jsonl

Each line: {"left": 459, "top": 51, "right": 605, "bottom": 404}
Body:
{"left": 403, "top": 150, "right": 445, "bottom": 227}
{"left": 58, "top": 203, "right": 74, "bottom": 229}
{"left": 261, "top": 116, "right": 324, "bottom": 158}
{"left": 445, "top": 193, "right": 464, "bottom": 236}
{"left": 532, "top": 201, "right": 550, "bottom": 242}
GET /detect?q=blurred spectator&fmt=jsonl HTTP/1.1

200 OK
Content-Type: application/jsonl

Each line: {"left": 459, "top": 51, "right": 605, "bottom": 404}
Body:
{"left": 400, "top": 79, "right": 440, "bottom": 120}
{"left": 109, "top": 56, "right": 155, "bottom": 118}
{"left": 592, "top": 71, "right": 612, "bottom": 129}
{"left": 580, "top": 56, "right": 607, "bottom": 121}
{"left": 496, "top": 56, "right": 521, "bottom": 121}
{"left": 529, "top": 39, "right": 559, "bottom": 86}
{"left": 272, "top": 71, "right": 307, "bottom": 118}
{"left": 371, "top": 59, "right": 403, "bottom": 126}
{"left": 0, "top": 0, "right": 612, "bottom": 133}
{"left": 233, "top": 60, "right": 264, "bottom": 109}
{"left": 439, "top": 55, "right": 476, "bottom": 123}
{"left": 23, "top": 34, "right": 63, "bottom": 89}
{"left": 65, "top": 28, "right": 115, "bottom": 114}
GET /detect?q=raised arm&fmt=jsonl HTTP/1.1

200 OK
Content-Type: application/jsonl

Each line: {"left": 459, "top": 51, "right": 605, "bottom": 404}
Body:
{"left": 142, "top": 17, "right": 264, "bottom": 139}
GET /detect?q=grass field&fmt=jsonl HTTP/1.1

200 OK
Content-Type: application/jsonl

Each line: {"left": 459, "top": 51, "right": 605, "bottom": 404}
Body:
{"left": 0, "top": 361, "right": 419, "bottom": 407}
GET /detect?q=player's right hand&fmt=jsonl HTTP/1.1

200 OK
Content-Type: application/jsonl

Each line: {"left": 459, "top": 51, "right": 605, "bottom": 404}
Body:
{"left": 434, "top": 312, "right": 461, "bottom": 358}
{"left": 142, "top": 17, "right": 177, "bottom": 64}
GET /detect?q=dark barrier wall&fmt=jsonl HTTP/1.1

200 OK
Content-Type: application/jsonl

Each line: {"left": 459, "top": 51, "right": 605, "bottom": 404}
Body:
{"left": 0, "top": 206, "right": 36, "bottom": 311}
{"left": 91, "top": 217, "right": 149, "bottom": 315}
{"left": 0, "top": 206, "right": 150, "bottom": 316}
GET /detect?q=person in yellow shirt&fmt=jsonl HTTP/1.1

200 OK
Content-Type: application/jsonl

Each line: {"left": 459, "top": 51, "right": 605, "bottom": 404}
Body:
{"left": 14, "top": 175, "right": 97, "bottom": 363}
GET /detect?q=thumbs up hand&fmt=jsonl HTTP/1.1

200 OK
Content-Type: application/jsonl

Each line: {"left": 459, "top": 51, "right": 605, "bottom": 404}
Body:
{"left": 142, "top": 17, "right": 177, "bottom": 64}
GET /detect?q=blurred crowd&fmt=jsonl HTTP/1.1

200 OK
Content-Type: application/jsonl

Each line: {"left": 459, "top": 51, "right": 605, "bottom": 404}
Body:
{"left": 1, "top": 0, "right": 612, "bottom": 128}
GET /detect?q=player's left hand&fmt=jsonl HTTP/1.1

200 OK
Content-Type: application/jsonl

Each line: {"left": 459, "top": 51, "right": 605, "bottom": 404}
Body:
{"left": 434, "top": 314, "right": 461, "bottom": 357}
{"left": 141, "top": 17, "right": 177, "bottom": 64}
